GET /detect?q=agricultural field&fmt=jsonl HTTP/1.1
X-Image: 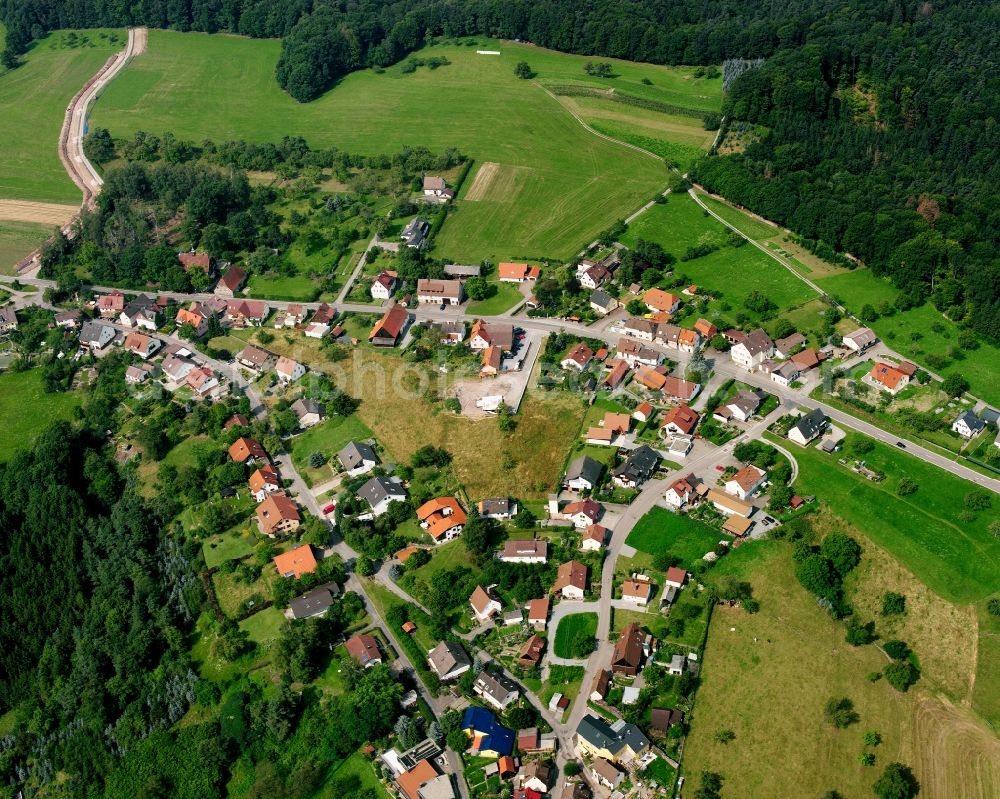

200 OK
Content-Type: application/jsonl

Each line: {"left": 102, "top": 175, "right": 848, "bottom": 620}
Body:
{"left": 0, "top": 369, "right": 83, "bottom": 462}
{"left": 625, "top": 507, "right": 721, "bottom": 569}
{"left": 683, "top": 540, "right": 1000, "bottom": 799}
{"left": 90, "top": 33, "right": 706, "bottom": 261}
{"left": 0, "top": 29, "right": 124, "bottom": 204}
{"left": 769, "top": 432, "right": 1000, "bottom": 604}
{"left": 0, "top": 220, "right": 54, "bottom": 273}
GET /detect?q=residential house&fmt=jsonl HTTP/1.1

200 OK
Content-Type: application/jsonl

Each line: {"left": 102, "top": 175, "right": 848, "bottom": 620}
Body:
{"left": 706, "top": 488, "right": 754, "bottom": 518}
{"left": 369, "top": 304, "right": 410, "bottom": 346}
{"left": 345, "top": 633, "right": 383, "bottom": 668}
{"left": 562, "top": 499, "right": 601, "bottom": 529}
{"left": 178, "top": 250, "right": 213, "bottom": 275}
{"left": 236, "top": 344, "right": 274, "bottom": 373}
{"left": 590, "top": 290, "right": 619, "bottom": 316}
{"left": 433, "top": 320, "right": 466, "bottom": 344}
{"left": 79, "top": 320, "right": 115, "bottom": 350}
{"left": 257, "top": 493, "right": 301, "bottom": 536}
{"left": 661, "top": 404, "right": 699, "bottom": 436}
{"left": 763, "top": 359, "right": 799, "bottom": 387}
{"left": 668, "top": 654, "right": 687, "bottom": 676}
{"left": 287, "top": 583, "right": 340, "bottom": 620}
{"left": 664, "top": 475, "right": 697, "bottom": 509}
{"left": 401, "top": 216, "right": 431, "bottom": 248}
{"left": 417, "top": 496, "right": 467, "bottom": 543}
{"left": 581, "top": 524, "right": 607, "bottom": 551}
{"left": 677, "top": 328, "right": 700, "bottom": 353}
{"left": 665, "top": 567, "right": 689, "bottom": 590}
{"left": 161, "top": 355, "right": 196, "bottom": 383}
{"left": 248, "top": 465, "right": 281, "bottom": 502}
{"left": 575, "top": 715, "right": 650, "bottom": 764}
{"left": 470, "top": 585, "right": 504, "bottom": 622}
{"left": 579, "top": 264, "right": 611, "bottom": 289}
{"left": 774, "top": 332, "right": 806, "bottom": 359}
{"left": 290, "top": 398, "right": 325, "bottom": 428}
{"left": 214, "top": 266, "right": 247, "bottom": 297}
{"left": 175, "top": 303, "right": 212, "bottom": 337}
{"left": 417, "top": 278, "right": 464, "bottom": 305}
{"left": 561, "top": 342, "right": 594, "bottom": 371}
{"left": 621, "top": 578, "right": 654, "bottom": 606}
{"left": 600, "top": 359, "right": 630, "bottom": 390}
{"left": 553, "top": 560, "right": 588, "bottom": 599}
{"left": 428, "top": 640, "right": 472, "bottom": 681}
{"left": 527, "top": 598, "right": 549, "bottom": 629}
{"left": 225, "top": 299, "right": 270, "bottom": 327}
{"left": 97, "top": 291, "right": 125, "bottom": 318}
{"left": 397, "top": 760, "right": 448, "bottom": 799}
{"left": 788, "top": 408, "right": 828, "bottom": 446}
{"left": 726, "top": 464, "right": 767, "bottom": 499}
{"left": 612, "top": 445, "right": 659, "bottom": 488}
{"left": 953, "top": 410, "right": 985, "bottom": 439}
{"left": 791, "top": 347, "right": 823, "bottom": 372}
{"left": 481, "top": 345, "right": 502, "bottom": 376}
{"left": 617, "top": 338, "right": 661, "bottom": 368}
{"left": 478, "top": 497, "right": 516, "bottom": 520}
{"left": 473, "top": 671, "right": 520, "bottom": 711}
{"left": 272, "top": 543, "right": 317, "bottom": 579}
{"left": 694, "top": 318, "right": 717, "bottom": 338}
{"left": 564, "top": 455, "right": 603, "bottom": 491}
{"left": 498, "top": 263, "right": 540, "bottom": 282}
{"left": 730, "top": 329, "right": 775, "bottom": 370}
{"left": 338, "top": 440, "right": 379, "bottom": 475}
{"left": 229, "top": 437, "right": 268, "bottom": 464}
{"left": 591, "top": 759, "right": 623, "bottom": 790}
{"left": 500, "top": 540, "right": 549, "bottom": 564}
{"left": 54, "top": 309, "right": 81, "bottom": 328}
{"left": 611, "top": 622, "right": 646, "bottom": 676}
{"left": 275, "top": 356, "right": 306, "bottom": 383}
{"left": 423, "top": 175, "right": 450, "bottom": 197}
{"left": 520, "top": 762, "right": 554, "bottom": 794}
{"left": 633, "top": 365, "right": 668, "bottom": 392}
{"left": 125, "top": 363, "right": 158, "bottom": 384}
{"left": 358, "top": 476, "right": 408, "bottom": 516}
{"left": 656, "top": 323, "right": 681, "bottom": 349}
{"left": 469, "top": 319, "right": 514, "bottom": 352}
{"left": 623, "top": 317, "right": 656, "bottom": 341}
{"left": 590, "top": 670, "right": 611, "bottom": 702}
{"left": 843, "top": 327, "right": 878, "bottom": 353}
{"left": 312, "top": 303, "right": 336, "bottom": 325}
{"left": 119, "top": 295, "right": 153, "bottom": 328}
{"left": 517, "top": 635, "right": 546, "bottom": 668}
{"left": 714, "top": 390, "right": 761, "bottom": 423}
{"left": 123, "top": 332, "right": 160, "bottom": 360}
{"left": 643, "top": 288, "right": 680, "bottom": 314}
{"left": 661, "top": 376, "right": 700, "bottom": 403}
{"left": 272, "top": 304, "right": 308, "bottom": 329}
{"left": 867, "top": 362, "right": 910, "bottom": 395}
{"left": 462, "top": 707, "right": 514, "bottom": 758}
{"left": 186, "top": 366, "right": 220, "bottom": 397}
{"left": 585, "top": 411, "right": 631, "bottom": 445}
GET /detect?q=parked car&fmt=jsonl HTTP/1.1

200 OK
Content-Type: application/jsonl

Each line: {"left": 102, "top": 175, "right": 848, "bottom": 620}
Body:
{"left": 323, "top": 503, "right": 336, "bottom": 514}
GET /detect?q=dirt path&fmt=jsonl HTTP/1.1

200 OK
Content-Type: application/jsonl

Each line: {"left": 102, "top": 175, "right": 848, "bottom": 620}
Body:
{"left": 0, "top": 200, "right": 79, "bottom": 225}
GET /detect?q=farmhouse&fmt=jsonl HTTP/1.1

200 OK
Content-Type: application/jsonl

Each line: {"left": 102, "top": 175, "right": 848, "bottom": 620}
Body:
{"left": 953, "top": 410, "right": 985, "bottom": 439}
{"left": 345, "top": 633, "right": 383, "bottom": 668}
{"left": 418, "top": 496, "right": 467, "bottom": 543}
{"left": 214, "top": 265, "right": 246, "bottom": 297}
{"left": 612, "top": 445, "right": 659, "bottom": 488}
{"left": 564, "top": 455, "right": 603, "bottom": 491}
{"left": 470, "top": 585, "right": 503, "bottom": 622}
{"left": 401, "top": 216, "right": 431, "bottom": 248}
{"left": 312, "top": 303, "right": 337, "bottom": 325}
{"left": 257, "top": 493, "right": 302, "bottom": 536}
{"left": 358, "top": 475, "right": 408, "bottom": 516}
{"left": 643, "top": 288, "right": 681, "bottom": 314}
{"left": 371, "top": 271, "right": 398, "bottom": 300}
{"left": 730, "top": 329, "right": 775, "bottom": 369}
{"left": 473, "top": 671, "right": 520, "bottom": 711}
{"left": 561, "top": 342, "right": 594, "bottom": 370}
{"left": 369, "top": 304, "right": 411, "bottom": 346}
{"left": 469, "top": 319, "right": 514, "bottom": 351}
{"left": 417, "top": 278, "right": 464, "bottom": 305}
{"left": 553, "top": 560, "right": 588, "bottom": 599}
{"left": 617, "top": 338, "right": 661, "bottom": 368}
{"left": 575, "top": 715, "right": 650, "bottom": 764}
{"left": 500, "top": 540, "right": 549, "bottom": 564}
{"left": 788, "top": 408, "right": 828, "bottom": 446}
{"left": 843, "top": 327, "right": 878, "bottom": 352}
{"left": 498, "top": 263, "right": 540, "bottom": 282}
{"left": 428, "top": 640, "right": 472, "bottom": 681}
{"left": 622, "top": 317, "right": 656, "bottom": 341}
{"left": 661, "top": 404, "right": 699, "bottom": 436}
{"left": 726, "top": 464, "right": 768, "bottom": 499}
{"left": 478, "top": 497, "right": 516, "bottom": 520}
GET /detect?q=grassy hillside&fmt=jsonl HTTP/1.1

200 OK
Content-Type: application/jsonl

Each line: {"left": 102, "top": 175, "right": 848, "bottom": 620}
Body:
{"left": 0, "top": 370, "right": 82, "bottom": 461}
{"left": 0, "top": 29, "right": 124, "bottom": 203}
{"left": 91, "top": 33, "right": 716, "bottom": 260}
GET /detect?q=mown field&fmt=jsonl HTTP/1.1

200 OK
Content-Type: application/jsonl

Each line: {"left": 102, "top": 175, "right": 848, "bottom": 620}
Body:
{"left": 90, "top": 33, "right": 698, "bottom": 261}
{"left": 684, "top": 539, "right": 1000, "bottom": 799}
{"left": 0, "top": 29, "right": 124, "bottom": 203}
{"left": 553, "top": 612, "right": 598, "bottom": 658}
{"left": 0, "top": 220, "right": 54, "bottom": 273}
{"left": 0, "top": 369, "right": 83, "bottom": 461}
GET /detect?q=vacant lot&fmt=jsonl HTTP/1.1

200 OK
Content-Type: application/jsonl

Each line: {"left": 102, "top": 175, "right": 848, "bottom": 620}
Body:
{"left": 771, "top": 432, "right": 1000, "bottom": 604}
{"left": 625, "top": 507, "right": 721, "bottom": 569}
{"left": 93, "top": 33, "right": 672, "bottom": 261}
{"left": 0, "top": 29, "right": 124, "bottom": 203}
{"left": 683, "top": 540, "right": 1000, "bottom": 799}
{"left": 0, "top": 369, "right": 82, "bottom": 462}
{"left": 553, "top": 612, "right": 598, "bottom": 658}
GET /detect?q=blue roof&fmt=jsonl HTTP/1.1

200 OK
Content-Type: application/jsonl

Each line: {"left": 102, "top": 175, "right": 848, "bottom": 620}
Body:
{"left": 462, "top": 706, "right": 514, "bottom": 756}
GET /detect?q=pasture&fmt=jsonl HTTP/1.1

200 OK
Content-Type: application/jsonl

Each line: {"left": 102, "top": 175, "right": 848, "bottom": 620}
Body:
{"left": 683, "top": 540, "right": 1000, "bottom": 799}
{"left": 768, "top": 432, "right": 1000, "bottom": 604}
{"left": 90, "top": 33, "right": 711, "bottom": 260}
{"left": 0, "top": 29, "right": 124, "bottom": 204}
{"left": 0, "top": 369, "right": 82, "bottom": 462}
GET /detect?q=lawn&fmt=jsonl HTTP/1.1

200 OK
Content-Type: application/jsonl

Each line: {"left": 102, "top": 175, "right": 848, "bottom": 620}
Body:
{"left": 0, "top": 29, "right": 125, "bottom": 203}
{"left": 625, "top": 507, "right": 721, "bottom": 569}
{"left": 313, "top": 751, "right": 388, "bottom": 799}
{"left": 212, "top": 564, "right": 279, "bottom": 618}
{"left": 92, "top": 33, "right": 670, "bottom": 261}
{"left": 0, "top": 369, "right": 83, "bottom": 462}
{"left": 202, "top": 530, "right": 255, "bottom": 569}
{"left": 553, "top": 612, "right": 598, "bottom": 658}
{"left": 466, "top": 282, "right": 523, "bottom": 315}
{"left": 0, "top": 220, "right": 53, "bottom": 273}
{"left": 245, "top": 273, "right": 321, "bottom": 302}
{"left": 682, "top": 540, "right": 1000, "bottom": 799}
{"left": 621, "top": 193, "right": 729, "bottom": 258}
{"left": 767, "top": 431, "right": 1000, "bottom": 604}
{"left": 239, "top": 605, "right": 286, "bottom": 648}
{"left": 290, "top": 414, "right": 374, "bottom": 485}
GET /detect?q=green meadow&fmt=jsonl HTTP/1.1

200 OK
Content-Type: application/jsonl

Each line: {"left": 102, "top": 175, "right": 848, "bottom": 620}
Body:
{"left": 91, "top": 34, "right": 722, "bottom": 261}
{"left": 0, "top": 220, "right": 54, "bottom": 273}
{"left": 0, "top": 29, "right": 124, "bottom": 203}
{"left": 0, "top": 369, "right": 83, "bottom": 461}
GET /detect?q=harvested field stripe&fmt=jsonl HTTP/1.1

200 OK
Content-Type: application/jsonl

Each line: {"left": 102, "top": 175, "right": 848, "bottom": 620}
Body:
{"left": 464, "top": 162, "right": 500, "bottom": 201}
{"left": 0, "top": 200, "right": 79, "bottom": 225}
